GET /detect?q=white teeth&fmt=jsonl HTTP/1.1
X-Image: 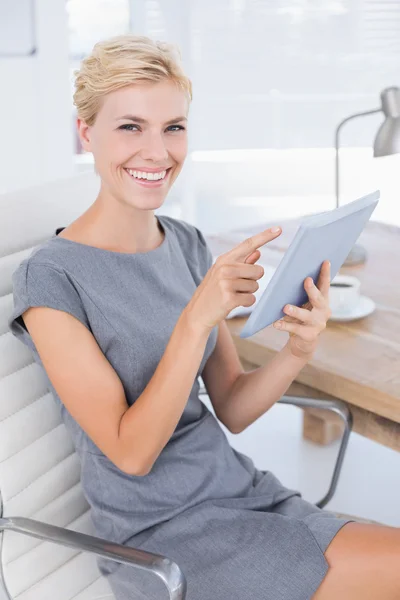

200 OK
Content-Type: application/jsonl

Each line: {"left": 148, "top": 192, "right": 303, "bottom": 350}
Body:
{"left": 127, "top": 169, "right": 167, "bottom": 181}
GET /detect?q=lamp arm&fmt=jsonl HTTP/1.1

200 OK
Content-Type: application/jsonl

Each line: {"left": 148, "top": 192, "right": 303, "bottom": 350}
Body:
{"left": 335, "top": 108, "right": 381, "bottom": 208}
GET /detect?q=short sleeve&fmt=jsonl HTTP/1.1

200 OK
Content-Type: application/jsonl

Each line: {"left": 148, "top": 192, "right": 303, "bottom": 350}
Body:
{"left": 194, "top": 226, "right": 214, "bottom": 277}
{"left": 8, "top": 260, "right": 91, "bottom": 350}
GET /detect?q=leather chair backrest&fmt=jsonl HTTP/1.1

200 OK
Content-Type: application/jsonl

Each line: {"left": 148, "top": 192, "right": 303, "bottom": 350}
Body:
{"left": 0, "top": 173, "right": 116, "bottom": 599}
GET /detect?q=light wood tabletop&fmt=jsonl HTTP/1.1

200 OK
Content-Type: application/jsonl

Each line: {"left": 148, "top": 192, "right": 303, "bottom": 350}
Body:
{"left": 206, "top": 219, "right": 400, "bottom": 452}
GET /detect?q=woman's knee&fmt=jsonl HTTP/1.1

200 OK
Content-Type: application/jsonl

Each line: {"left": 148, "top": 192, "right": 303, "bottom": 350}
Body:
{"left": 312, "top": 522, "right": 400, "bottom": 599}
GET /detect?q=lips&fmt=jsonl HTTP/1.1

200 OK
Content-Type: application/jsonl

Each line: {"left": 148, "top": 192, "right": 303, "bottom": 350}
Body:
{"left": 124, "top": 166, "right": 172, "bottom": 173}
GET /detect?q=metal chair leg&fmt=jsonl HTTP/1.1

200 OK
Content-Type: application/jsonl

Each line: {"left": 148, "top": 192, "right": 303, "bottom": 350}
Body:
{"left": 278, "top": 395, "right": 353, "bottom": 508}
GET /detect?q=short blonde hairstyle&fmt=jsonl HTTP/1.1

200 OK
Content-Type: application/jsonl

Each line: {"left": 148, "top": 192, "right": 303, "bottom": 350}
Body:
{"left": 73, "top": 34, "right": 192, "bottom": 126}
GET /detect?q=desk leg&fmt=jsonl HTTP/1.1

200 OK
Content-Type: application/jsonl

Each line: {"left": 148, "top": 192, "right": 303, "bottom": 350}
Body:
{"left": 303, "top": 408, "right": 344, "bottom": 446}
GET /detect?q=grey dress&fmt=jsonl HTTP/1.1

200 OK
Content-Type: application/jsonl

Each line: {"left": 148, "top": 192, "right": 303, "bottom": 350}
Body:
{"left": 8, "top": 215, "right": 352, "bottom": 600}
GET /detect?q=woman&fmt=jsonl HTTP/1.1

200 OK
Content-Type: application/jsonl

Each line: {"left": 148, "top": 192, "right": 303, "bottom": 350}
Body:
{"left": 8, "top": 35, "right": 400, "bottom": 600}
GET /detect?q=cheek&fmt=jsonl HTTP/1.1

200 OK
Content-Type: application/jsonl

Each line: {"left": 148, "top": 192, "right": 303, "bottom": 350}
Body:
{"left": 180, "top": 136, "right": 188, "bottom": 158}
{"left": 106, "top": 131, "right": 140, "bottom": 160}
{"left": 168, "top": 136, "right": 188, "bottom": 164}
{"left": 118, "top": 136, "right": 140, "bottom": 161}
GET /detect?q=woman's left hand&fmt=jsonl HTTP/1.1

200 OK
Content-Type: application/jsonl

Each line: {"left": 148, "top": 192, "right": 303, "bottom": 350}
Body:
{"left": 272, "top": 260, "right": 332, "bottom": 360}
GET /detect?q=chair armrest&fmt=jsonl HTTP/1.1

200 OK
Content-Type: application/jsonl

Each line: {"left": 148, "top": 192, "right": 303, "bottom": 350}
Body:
{"left": 0, "top": 516, "right": 187, "bottom": 600}
{"left": 198, "top": 382, "right": 353, "bottom": 509}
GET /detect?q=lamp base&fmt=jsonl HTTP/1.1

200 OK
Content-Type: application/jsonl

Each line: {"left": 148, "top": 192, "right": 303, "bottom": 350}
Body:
{"left": 342, "top": 243, "right": 367, "bottom": 267}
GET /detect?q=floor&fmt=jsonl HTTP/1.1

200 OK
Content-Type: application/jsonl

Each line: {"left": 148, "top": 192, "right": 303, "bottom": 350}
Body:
{"left": 161, "top": 189, "right": 400, "bottom": 528}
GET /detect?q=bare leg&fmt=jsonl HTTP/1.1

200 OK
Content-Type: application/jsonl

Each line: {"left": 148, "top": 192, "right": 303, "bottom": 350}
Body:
{"left": 312, "top": 522, "right": 400, "bottom": 599}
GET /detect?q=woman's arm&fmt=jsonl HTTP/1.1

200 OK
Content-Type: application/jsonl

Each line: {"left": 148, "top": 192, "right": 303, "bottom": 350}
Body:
{"left": 208, "top": 342, "right": 309, "bottom": 434}
{"left": 202, "top": 262, "right": 332, "bottom": 434}
{"left": 117, "top": 311, "right": 211, "bottom": 474}
{"left": 22, "top": 305, "right": 211, "bottom": 477}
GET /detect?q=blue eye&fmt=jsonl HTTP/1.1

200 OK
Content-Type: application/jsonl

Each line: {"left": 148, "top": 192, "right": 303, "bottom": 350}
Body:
{"left": 119, "top": 123, "right": 185, "bottom": 132}
{"left": 119, "top": 124, "right": 139, "bottom": 131}
{"left": 167, "top": 125, "right": 185, "bottom": 132}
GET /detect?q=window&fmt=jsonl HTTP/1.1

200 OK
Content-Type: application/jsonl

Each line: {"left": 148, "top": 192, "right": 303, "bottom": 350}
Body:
{"left": 67, "top": 0, "right": 130, "bottom": 60}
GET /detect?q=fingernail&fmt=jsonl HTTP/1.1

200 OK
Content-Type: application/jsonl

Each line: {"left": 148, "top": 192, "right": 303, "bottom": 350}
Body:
{"left": 270, "top": 226, "right": 280, "bottom": 233}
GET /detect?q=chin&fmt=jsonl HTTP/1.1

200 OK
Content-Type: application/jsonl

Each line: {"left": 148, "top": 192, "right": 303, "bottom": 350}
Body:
{"left": 129, "top": 193, "right": 167, "bottom": 211}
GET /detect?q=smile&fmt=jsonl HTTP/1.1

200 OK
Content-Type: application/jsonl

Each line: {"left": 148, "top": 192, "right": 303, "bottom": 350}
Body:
{"left": 124, "top": 168, "right": 170, "bottom": 181}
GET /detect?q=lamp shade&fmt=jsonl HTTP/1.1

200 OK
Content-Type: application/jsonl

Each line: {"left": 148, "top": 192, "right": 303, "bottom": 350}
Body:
{"left": 373, "top": 87, "right": 400, "bottom": 157}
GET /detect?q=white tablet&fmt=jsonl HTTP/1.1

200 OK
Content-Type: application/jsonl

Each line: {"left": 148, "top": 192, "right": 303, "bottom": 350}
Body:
{"left": 239, "top": 190, "right": 380, "bottom": 339}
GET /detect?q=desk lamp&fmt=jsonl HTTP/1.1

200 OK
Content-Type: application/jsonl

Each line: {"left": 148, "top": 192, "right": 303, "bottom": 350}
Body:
{"left": 335, "top": 86, "right": 400, "bottom": 266}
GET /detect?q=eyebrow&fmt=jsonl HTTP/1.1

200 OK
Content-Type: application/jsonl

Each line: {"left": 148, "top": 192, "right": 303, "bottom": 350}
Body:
{"left": 116, "top": 115, "right": 187, "bottom": 125}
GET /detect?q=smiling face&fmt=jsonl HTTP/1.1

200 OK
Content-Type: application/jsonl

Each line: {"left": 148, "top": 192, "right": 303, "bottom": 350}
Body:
{"left": 77, "top": 80, "right": 189, "bottom": 210}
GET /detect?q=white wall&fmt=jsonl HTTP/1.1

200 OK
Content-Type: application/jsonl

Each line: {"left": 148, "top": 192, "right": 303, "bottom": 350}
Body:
{"left": 76, "top": 147, "right": 400, "bottom": 233}
{"left": 0, "top": 0, "right": 74, "bottom": 195}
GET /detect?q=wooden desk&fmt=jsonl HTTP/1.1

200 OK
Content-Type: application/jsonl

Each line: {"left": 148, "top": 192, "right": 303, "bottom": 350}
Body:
{"left": 206, "top": 220, "right": 400, "bottom": 452}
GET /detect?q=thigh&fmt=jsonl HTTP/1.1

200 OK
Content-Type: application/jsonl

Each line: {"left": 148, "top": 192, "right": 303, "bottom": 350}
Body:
{"left": 312, "top": 522, "right": 400, "bottom": 600}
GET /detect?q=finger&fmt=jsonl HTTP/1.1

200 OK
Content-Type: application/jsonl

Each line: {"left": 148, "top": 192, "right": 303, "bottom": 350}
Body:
{"left": 244, "top": 249, "right": 261, "bottom": 264}
{"left": 282, "top": 303, "right": 314, "bottom": 323}
{"left": 317, "top": 261, "right": 331, "bottom": 297}
{"left": 219, "top": 263, "right": 265, "bottom": 281}
{"left": 273, "top": 321, "right": 317, "bottom": 341}
{"left": 234, "top": 278, "right": 260, "bottom": 293}
{"left": 304, "top": 277, "right": 325, "bottom": 309}
{"left": 301, "top": 301, "right": 312, "bottom": 311}
{"left": 275, "top": 301, "right": 312, "bottom": 325}
{"left": 276, "top": 299, "right": 313, "bottom": 326}
{"left": 281, "top": 306, "right": 327, "bottom": 330}
{"left": 228, "top": 226, "right": 281, "bottom": 262}
{"left": 279, "top": 314, "right": 301, "bottom": 324}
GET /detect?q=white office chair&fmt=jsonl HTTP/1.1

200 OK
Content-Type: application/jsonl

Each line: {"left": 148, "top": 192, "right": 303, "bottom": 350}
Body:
{"left": 0, "top": 173, "right": 375, "bottom": 600}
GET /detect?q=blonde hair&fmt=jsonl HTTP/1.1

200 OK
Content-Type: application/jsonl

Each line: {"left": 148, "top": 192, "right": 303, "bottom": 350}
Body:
{"left": 73, "top": 34, "right": 192, "bottom": 126}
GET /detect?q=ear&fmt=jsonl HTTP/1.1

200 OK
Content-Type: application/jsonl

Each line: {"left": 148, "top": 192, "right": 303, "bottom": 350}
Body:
{"left": 76, "top": 117, "right": 92, "bottom": 152}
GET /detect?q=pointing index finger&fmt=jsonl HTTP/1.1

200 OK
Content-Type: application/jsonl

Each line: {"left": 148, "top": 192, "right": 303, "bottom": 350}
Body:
{"left": 229, "top": 227, "right": 281, "bottom": 262}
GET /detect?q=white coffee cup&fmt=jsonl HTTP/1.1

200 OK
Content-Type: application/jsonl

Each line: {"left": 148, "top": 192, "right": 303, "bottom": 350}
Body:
{"left": 329, "top": 274, "right": 361, "bottom": 315}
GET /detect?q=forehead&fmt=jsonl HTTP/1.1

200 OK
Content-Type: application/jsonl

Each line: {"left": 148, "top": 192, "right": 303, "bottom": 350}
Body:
{"left": 99, "top": 80, "right": 189, "bottom": 122}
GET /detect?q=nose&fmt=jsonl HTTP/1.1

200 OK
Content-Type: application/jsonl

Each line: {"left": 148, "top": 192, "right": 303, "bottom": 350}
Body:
{"left": 139, "top": 131, "right": 169, "bottom": 163}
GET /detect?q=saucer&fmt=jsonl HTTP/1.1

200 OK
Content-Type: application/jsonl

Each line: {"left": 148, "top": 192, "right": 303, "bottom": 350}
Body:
{"left": 330, "top": 295, "right": 376, "bottom": 322}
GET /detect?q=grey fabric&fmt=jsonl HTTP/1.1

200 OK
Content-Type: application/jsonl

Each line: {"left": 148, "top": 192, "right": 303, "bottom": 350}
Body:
{"left": 8, "top": 215, "right": 353, "bottom": 600}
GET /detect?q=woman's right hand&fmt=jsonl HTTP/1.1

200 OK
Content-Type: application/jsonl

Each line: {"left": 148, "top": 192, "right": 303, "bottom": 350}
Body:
{"left": 184, "top": 226, "right": 282, "bottom": 332}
